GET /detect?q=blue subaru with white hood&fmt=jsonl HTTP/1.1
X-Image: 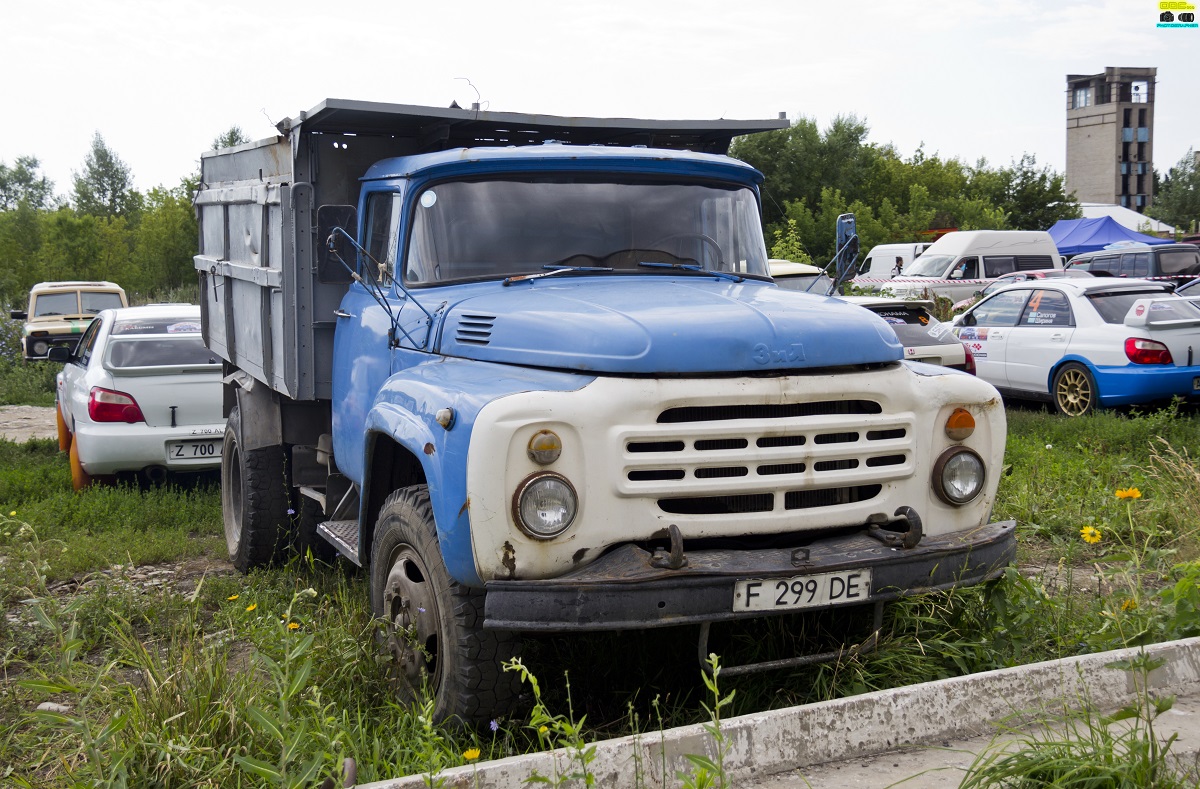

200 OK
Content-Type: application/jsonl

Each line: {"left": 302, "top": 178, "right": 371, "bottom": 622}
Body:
{"left": 195, "top": 99, "right": 1014, "bottom": 725}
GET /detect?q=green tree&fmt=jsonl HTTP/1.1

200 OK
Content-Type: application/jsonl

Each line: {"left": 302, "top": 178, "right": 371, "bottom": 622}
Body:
{"left": 0, "top": 156, "right": 57, "bottom": 211}
{"left": 971, "top": 154, "right": 1080, "bottom": 230}
{"left": 72, "top": 132, "right": 142, "bottom": 219}
{"left": 212, "top": 126, "right": 250, "bottom": 150}
{"left": 131, "top": 185, "right": 199, "bottom": 292}
{"left": 1148, "top": 149, "right": 1200, "bottom": 234}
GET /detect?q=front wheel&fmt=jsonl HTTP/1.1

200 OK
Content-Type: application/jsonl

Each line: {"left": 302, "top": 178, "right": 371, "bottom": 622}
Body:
{"left": 370, "top": 486, "right": 521, "bottom": 726}
{"left": 222, "top": 405, "right": 290, "bottom": 573}
{"left": 1052, "top": 362, "right": 1097, "bottom": 417}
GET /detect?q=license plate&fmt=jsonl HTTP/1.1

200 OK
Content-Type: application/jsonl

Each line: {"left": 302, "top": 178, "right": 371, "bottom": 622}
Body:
{"left": 168, "top": 440, "right": 219, "bottom": 460}
{"left": 1194, "top": 377, "right": 1200, "bottom": 392}
{"left": 733, "top": 569, "right": 871, "bottom": 612}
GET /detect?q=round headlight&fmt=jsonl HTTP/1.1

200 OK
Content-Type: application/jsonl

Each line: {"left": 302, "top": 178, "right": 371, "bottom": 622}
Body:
{"left": 932, "top": 447, "right": 985, "bottom": 505}
{"left": 513, "top": 473, "right": 577, "bottom": 539}
{"left": 31, "top": 340, "right": 49, "bottom": 356}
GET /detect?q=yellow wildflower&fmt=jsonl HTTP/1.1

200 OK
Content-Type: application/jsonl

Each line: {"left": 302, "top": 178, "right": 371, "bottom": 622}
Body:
{"left": 287, "top": 622, "right": 300, "bottom": 630}
{"left": 464, "top": 748, "right": 481, "bottom": 761}
{"left": 245, "top": 603, "right": 257, "bottom": 612}
{"left": 227, "top": 594, "right": 239, "bottom": 601}
{"left": 8, "top": 511, "right": 15, "bottom": 517}
{"left": 538, "top": 725, "right": 549, "bottom": 734}
{"left": 1121, "top": 598, "right": 1138, "bottom": 611}
{"left": 1080, "top": 526, "right": 1102, "bottom": 544}
{"left": 1115, "top": 487, "right": 1142, "bottom": 500}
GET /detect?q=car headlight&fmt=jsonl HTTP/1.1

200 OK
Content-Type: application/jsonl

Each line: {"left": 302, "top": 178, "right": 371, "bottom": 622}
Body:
{"left": 932, "top": 447, "right": 985, "bottom": 505}
{"left": 513, "top": 472, "right": 577, "bottom": 539}
{"left": 31, "top": 340, "right": 49, "bottom": 356}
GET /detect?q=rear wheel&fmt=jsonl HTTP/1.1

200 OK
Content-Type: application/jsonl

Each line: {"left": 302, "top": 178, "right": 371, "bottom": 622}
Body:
{"left": 222, "top": 405, "right": 290, "bottom": 573}
{"left": 370, "top": 486, "right": 521, "bottom": 726}
{"left": 55, "top": 403, "right": 71, "bottom": 452}
{"left": 68, "top": 439, "right": 91, "bottom": 491}
{"left": 1053, "top": 362, "right": 1097, "bottom": 417}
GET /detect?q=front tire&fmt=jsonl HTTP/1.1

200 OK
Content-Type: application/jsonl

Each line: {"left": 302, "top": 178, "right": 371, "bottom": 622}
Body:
{"left": 370, "top": 486, "right": 521, "bottom": 726}
{"left": 222, "top": 405, "right": 290, "bottom": 573}
{"left": 1053, "top": 362, "right": 1097, "bottom": 417}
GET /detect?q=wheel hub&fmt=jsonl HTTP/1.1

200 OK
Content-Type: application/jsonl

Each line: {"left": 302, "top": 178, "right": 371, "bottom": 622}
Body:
{"left": 382, "top": 548, "right": 439, "bottom": 691}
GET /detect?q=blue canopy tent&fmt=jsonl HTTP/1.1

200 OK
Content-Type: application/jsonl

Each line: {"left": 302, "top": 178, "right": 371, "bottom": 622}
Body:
{"left": 1048, "top": 216, "right": 1172, "bottom": 257}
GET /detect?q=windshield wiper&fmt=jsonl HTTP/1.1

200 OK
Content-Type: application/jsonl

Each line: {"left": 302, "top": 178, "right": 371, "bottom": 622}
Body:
{"left": 637, "top": 261, "right": 744, "bottom": 283}
{"left": 502, "top": 265, "right": 614, "bottom": 286}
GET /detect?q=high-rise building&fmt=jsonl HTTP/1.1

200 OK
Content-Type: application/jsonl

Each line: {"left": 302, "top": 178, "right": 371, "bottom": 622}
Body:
{"left": 1065, "top": 67, "right": 1156, "bottom": 212}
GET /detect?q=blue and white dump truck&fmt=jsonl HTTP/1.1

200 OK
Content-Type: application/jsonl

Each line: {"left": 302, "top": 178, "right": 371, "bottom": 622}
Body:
{"left": 195, "top": 99, "right": 1015, "bottom": 724}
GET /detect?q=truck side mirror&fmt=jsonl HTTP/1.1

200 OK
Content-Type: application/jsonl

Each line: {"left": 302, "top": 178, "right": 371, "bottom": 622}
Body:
{"left": 316, "top": 205, "right": 358, "bottom": 284}
{"left": 10, "top": 310, "right": 26, "bottom": 320}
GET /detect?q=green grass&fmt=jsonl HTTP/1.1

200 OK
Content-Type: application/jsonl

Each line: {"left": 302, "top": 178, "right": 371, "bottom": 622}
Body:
{"left": 2, "top": 393, "right": 1200, "bottom": 786}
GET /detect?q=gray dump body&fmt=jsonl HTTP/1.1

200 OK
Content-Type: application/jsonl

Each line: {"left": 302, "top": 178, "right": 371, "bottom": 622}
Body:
{"left": 193, "top": 98, "right": 787, "bottom": 402}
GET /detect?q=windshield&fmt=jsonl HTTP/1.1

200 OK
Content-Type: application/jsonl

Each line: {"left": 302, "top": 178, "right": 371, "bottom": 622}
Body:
{"left": 903, "top": 254, "right": 955, "bottom": 277}
{"left": 404, "top": 178, "right": 769, "bottom": 284}
{"left": 32, "top": 292, "right": 79, "bottom": 317}
{"left": 82, "top": 291, "right": 124, "bottom": 313}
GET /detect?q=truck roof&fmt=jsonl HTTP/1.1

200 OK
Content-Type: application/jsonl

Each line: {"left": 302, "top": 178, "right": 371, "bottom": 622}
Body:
{"left": 276, "top": 98, "right": 789, "bottom": 155}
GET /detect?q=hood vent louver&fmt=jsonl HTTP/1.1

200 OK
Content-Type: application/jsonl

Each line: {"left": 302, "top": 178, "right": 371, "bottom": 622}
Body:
{"left": 455, "top": 314, "right": 497, "bottom": 346}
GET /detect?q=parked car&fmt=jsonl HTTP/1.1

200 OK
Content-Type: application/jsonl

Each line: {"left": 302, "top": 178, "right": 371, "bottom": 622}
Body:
{"left": 9, "top": 280, "right": 128, "bottom": 361}
{"left": 881, "top": 230, "right": 1062, "bottom": 303}
{"left": 51, "top": 305, "right": 225, "bottom": 489}
{"left": 1176, "top": 277, "right": 1200, "bottom": 297}
{"left": 951, "top": 279, "right": 1200, "bottom": 416}
{"left": 951, "top": 269, "right": 1094, "bottom": 311}
{"left": 838, "top": 296, "right": 974, "bottom": 373}
{"left": 1064, "top": 243, "right": 1200, "bottom": 287}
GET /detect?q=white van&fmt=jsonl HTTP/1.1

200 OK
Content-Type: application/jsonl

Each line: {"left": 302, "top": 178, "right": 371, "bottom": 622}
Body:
{"left": 857, "top": 243, "right": 931, "bottom": 280}
{"left": 883, "top": 230, "right": 1062, "bottom": 303}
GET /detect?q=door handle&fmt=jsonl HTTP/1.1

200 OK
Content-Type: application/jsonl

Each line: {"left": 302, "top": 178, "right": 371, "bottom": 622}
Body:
{"left": 334, "top": 309, "right": 354, "bottom": 319}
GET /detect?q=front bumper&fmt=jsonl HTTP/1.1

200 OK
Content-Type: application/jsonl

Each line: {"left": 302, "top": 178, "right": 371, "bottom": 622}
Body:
{"left": 484, "top": 519, "right": 1015, "bottom": 631}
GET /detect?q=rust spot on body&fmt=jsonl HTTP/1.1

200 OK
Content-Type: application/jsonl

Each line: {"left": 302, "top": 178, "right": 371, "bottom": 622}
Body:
{"left": 572, "top": 548, "right": 587, "bottom": 565}
{"left": 500, "top": 541, "right": 517, "bottom": 579}
{"left": 423, "top": 442, "right": 435, "bottom": 455}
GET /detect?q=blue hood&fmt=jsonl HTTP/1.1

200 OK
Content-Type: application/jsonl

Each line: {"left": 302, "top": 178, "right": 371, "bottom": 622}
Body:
{"left": 434, "top": 278, "right": 902, "bottom": 374}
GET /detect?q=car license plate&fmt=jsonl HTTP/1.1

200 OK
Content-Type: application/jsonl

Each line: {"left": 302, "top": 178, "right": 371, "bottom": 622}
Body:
{"left": 733, "top": 570, "right": 871, "bottom": 612}
{"left": 1194, "top": 377, "right": 1200, "bottom": 392}
{"left": 168, "top": 440, "right": 219, "bottom": 459}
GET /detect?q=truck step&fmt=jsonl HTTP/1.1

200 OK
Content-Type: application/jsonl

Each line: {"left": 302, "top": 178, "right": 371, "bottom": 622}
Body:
{"left": 316, "top": 520, "right": 361, "bottom": 566}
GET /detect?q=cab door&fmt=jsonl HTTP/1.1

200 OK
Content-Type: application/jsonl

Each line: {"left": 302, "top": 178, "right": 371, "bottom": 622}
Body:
{"left": 1004, "top": 288, "right": 1076, "bottom": 395}
{"left": 955, "top": 289, "right": 1031, "bottom": 389}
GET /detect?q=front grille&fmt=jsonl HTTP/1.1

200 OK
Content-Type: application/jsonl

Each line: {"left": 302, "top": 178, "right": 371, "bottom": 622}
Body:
{"left": 618, "top": 397, "right": 914, "bottom": 517}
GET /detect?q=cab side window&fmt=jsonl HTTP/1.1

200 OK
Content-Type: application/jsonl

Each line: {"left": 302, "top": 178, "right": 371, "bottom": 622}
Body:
{"left": 956, "top": 257, "right": 979, "bottom": 279}
{"left": 1018, "top": 290, "right": 1073, "bottom": 327}
{"left": 1091, "top": 255, "right": 1119, "bottom": 275}
{"left": 966, "top": 290, "right": 1030, "bottom": 327}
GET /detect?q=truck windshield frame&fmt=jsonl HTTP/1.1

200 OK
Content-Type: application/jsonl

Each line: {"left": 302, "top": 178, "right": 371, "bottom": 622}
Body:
{"left": 401, "top": 177, "right": 770, "bottom": 286}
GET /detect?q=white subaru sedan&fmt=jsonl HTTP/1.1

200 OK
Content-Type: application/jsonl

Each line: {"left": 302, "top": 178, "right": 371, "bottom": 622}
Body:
{"left": 952, "top": 279, "right": 1200, "bottom": 416}
{"left": 52, "top": 305, "right": 225, "bottom": 489}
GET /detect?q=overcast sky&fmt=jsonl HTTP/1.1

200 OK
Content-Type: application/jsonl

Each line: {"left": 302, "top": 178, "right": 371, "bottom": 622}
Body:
{"left": 1, "top": 0, "right": 1196, "bottom": 197}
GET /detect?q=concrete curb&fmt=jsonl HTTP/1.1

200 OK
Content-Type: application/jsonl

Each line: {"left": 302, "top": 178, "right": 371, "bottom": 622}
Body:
{"left": 362, "top": 637, "right": 1200, "bottom": 788}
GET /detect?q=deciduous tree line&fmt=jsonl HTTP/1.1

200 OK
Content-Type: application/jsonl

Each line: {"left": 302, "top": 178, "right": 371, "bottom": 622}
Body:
{"left": 3, "top": 118, "right": 1192, "bottom": 306}
{"left": 729, "top": 115, "right": 1084, "bottom": 264}
{"left": 0, "top": 128, "right": 247, "bottom": 308}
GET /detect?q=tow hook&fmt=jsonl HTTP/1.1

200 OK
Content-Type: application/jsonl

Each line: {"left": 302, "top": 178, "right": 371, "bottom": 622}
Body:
{"left": 868, "top": 506, "right": 923, "bottom": 549}
{"left": 650, "top": 523, "right": 688, "bottom": 570}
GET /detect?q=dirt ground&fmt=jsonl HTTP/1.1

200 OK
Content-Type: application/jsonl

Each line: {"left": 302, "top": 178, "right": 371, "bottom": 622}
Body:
{"left": 0, "top": 405, "right": 57, "bottom": 443}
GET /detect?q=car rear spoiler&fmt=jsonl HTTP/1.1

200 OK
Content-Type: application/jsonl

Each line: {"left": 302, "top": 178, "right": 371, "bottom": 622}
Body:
{"left": 1122, "top": 296, "right": 1200, "bottom": 330}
